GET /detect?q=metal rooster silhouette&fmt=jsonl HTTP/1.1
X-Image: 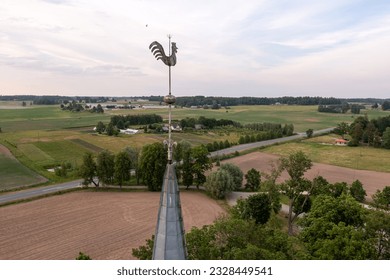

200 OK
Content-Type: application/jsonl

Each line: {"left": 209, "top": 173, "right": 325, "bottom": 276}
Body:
{"left": 149, "top": 41, "right": 178, "bottom": 66}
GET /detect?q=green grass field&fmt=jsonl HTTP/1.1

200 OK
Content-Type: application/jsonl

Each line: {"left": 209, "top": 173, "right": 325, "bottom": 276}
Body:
{"left": 263, "top": 134, "right": 390, "bottom": 172}
{"left": 0, "top": 153, "right": 47, "bottom": 190}
{"left": 0, "top": 104, "right": 389, "bottom": 188}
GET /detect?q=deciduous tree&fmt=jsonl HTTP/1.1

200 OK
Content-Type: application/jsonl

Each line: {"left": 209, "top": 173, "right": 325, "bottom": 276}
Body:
{"left": 139, "top": 142, "right": 167, "bottom": 191}
{"left": 114, "top": 150, "right": 132, "bottom": 188}
{"left": 96, "top": 150, "right": 115, "bottom": 186}
{"left": 280, "top": 151, "right": 312, "bottom": 235}
{"left": 231, "top": 193, "right": 272, "bottom": 225}
{"left": 220, "top": 163, "right": 243, "bottom": 190}
{"left": 244, "top": 168, "right": 261, "bottom": 191}
{"left": 191, "top": 145, "right": 212, "bottom": 189}
{"left": 205, "top": 169, "right": 234, "bottom": 199}
{"left": 350, "top": 180, "right": 366, "bottom": 202}
{"left": 79, "top": 152, "right": 98, "bottom": 187}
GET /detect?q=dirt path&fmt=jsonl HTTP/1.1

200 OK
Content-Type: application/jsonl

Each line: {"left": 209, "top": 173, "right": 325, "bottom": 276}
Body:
{"left": 222, "top": 151, "right": 390, "bottom": 199}
{"left": 0, "top": 191, "right": 225, "bottom": 260}
{"left": 0, "top": 144, "right": 14, "bottom": 158}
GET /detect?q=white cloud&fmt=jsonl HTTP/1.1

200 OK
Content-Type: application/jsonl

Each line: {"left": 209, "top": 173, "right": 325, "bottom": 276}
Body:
{"left": 0, "top": 0, "right": 389, "bottom": 97}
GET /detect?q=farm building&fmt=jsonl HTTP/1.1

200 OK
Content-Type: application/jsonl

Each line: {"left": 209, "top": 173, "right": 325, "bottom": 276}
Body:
{"left": 335, "top": 139, "right": 348, "bottom": 145}
{"left": 119, "top": 128, "right": 139, "bottom": 135}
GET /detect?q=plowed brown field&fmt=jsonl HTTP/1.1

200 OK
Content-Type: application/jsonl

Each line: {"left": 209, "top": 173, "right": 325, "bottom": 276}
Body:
{"left": 221, "top": 152, "right": 390, "bottom": 199}
{"left": 0, "top": 191, "right": 224, "bottom": 260}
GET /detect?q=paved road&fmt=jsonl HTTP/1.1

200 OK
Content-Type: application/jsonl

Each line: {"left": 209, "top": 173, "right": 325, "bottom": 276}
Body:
{"left": 0, "top": 180, "right": 82, "bottom": 205}
{"left": 210, "top": 127, "right": 334, "bottom": 157}
{"left": 0, "top": 127, "right": 334, "bottom": 205}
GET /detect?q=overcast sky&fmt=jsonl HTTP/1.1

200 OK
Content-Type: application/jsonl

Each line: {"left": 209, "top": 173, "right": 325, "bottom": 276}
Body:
{"left": 1, "top": 0, "right": 390, "bottom": 98}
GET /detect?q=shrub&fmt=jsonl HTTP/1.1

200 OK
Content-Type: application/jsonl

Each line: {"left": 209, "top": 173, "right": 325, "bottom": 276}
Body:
{"left": 220, "top": 163, "right": 243, "bottom": 190}
{"left": 205, "top": 169, "right": 234, "bottom": 199}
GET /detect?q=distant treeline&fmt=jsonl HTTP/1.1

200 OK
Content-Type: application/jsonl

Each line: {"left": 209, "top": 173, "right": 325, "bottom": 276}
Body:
{"left": 175, "top": 96, "right": 343, "bottom": 107}
{"left": 110, "top": 114, "right": 163, "bottom": 127}
{"left": 318, "top": 103, "right": 365, "bottom": 114}
{"left": 0, "top": 95, "right": 111, "bottom": 104}
{"left": 2, "top": 95, "right": 389, "bottom": 108}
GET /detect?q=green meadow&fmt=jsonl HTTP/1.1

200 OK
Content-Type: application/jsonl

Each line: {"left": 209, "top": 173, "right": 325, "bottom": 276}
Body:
{"left": 0, "top": 153, "right": 47, "bottom": 190}
{"left": 263, "top": 134, "right": 390, "bottom": 172}
{"left": 0, "top": 104, "right": 389, "bottom": 187}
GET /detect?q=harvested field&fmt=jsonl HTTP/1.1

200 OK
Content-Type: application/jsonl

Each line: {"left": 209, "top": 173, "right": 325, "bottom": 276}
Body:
{"left": 0, "top": 191, "right": 225, "bottom": 260}
{"left": 221, "top": 152, "right": 390, "bottom": 199}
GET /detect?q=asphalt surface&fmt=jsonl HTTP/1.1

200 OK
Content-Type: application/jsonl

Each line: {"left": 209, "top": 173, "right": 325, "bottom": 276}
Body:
{"left": 0, "top": 127, "right": 334, "bottom": 205}
{"left": 210, "top": 127, "right": 334, "bottom": 157}
{"left": 0, "top": 180, "right": 82, "bottom": 205}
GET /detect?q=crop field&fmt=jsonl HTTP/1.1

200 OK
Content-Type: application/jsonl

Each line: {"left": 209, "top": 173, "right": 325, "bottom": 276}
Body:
{"left": 262, "top": 135, "right": 390, "bottom": 172}
{"left": 0, "top": 145, "right": 47, "bottom": 190}
{"left": 222, "top": 151, "right": 390, "bottom": 199}
{"left": 0, "top": 191, "right": 225, "bottom": 260}
{"left": 1, "top": 104, "right": 389, "bottom": 188}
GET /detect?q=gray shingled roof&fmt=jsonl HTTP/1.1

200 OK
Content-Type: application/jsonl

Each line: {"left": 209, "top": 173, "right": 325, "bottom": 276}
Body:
{"left": 152, "top": 163, "right": 186, "bottom": 260}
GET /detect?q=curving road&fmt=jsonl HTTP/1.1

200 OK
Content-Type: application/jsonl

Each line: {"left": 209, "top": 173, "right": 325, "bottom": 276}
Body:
{"left": 0, "top": 128, "right": 334, "bottom": 205}
{"left": 0, "top": 180, "right": 82, "bottom": 205}
{"left": 210, "top": 127, "right": 334, "bottom": 157}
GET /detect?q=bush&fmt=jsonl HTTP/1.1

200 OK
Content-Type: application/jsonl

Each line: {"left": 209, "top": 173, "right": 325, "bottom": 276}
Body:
{"left": 205, "top": 169, "right": 234, "bottom": 199}
{"left": 220, "top": 163, "right": 243, "bottom": 190}
{"left": 244, "top": 168, "right": 261, "bottom": 191}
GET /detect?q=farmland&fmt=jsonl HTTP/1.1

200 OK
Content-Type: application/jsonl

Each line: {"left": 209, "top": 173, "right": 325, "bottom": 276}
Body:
{"left": 0, "top": 191, "right": 225, "bottom": 260}
{"left": 262, "top": 134, "right": 390, "bottom": 172}
{"left": 0, "top": 145, "right": 47, "bottom": 190}
{"left": 0, "top": 103, "right": 389, "bottom": 187}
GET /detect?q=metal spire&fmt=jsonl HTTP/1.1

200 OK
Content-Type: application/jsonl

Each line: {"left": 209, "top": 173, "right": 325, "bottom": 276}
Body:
{"left": 149, "top": 35, "right": 186, "bottom": 260}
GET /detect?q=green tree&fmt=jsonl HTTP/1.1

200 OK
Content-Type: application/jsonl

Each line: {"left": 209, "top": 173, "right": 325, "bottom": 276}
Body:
{"left": 244, "top": 168, "right": 261, "bottom": 191}
{"left": 191, "top": 145, "right": 212, "bottom": 189}
{"left": 176, "top": 141, "right": 193, "bottom": 189}
{"left": 349, "top": 180, "right": 366, "bottom": 202}
{"left": 185, "top": 217, "right": 304, "bottom": 260}
{"left": 79, "top": 152, "right": 98, "bottom": 187}
{"left": 382, "top": 100, "right": 390, "bottom": 111}
{"left": 54, "top": 162, "right": 69, "bottom": 177}
{"left": 365, "top": 210, "right": 390, "bottom": 259}
{"left": 334, "top": 122, "right": 349, "bottom": 137}
{"left": 95, "top": 121, "right": 106, "bottom": 134}
{"left": 96, "top": 103, "right": 104, "bottom": 113}
{"left": 372, "top": 186, "right": 390, "bottom": 210}
{"left": 173, "top": 140, "right": 191, "bottom": 181}
{"left": 280, "top": 151, "right": 313, "bottom": 235}
{"left": 382, "top": 127, "right": 390, "bottom": 149}
{"left": 132, "top": 236, "right": 154, "bottom": 260}
{"left": 349, "top": 122, "right": 364, "bottom": 146}
{"left": 106, "top": 122, "right": 115, "bottom": 136}
{"left": 139, "top": 142, "right": 167, "bottom": 191}
{"left": 205, "top": 169, "right": 234, "bottom": 199}
{"left": 306, "top": 128, "right": 314, "bottom": 138}
{"left": 261, "top": 163, "right": 283, "bottom": 214}
{"left": 114, "top": 151, "right": 132, "bottom": 188}
{"left": 220, "top": 163, "right": 243, "bottom": 190}
{"left": 231, "top": 193, "right": 272, "bottom": 225}
{"left": 310, "top": 176, "right": 331, "bottom": 196}
{"left": 124, "top": 147, "right": 140, "bottom": 184}
{"left": 300, "top": 194, "right": 370, "bottom": 259}
{"left": 308, "top": 222, "right": 374, "bottom": 260}
{"left": 96, "top": 150, "right": 115, "bottom": 186}
{"left": 329, "top": 181, "right": 349, "bottom": 198}
{"left": 75, "top": 252, "right": 91, "bottom": 260}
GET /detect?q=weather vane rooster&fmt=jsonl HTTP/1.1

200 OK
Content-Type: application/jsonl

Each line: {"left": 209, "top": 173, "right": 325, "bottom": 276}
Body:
{"left": 149, "top": 40, "right": 178, "bottom": 66}
{"left": 149, "top": 35, "right": 178, "bottom": 164}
